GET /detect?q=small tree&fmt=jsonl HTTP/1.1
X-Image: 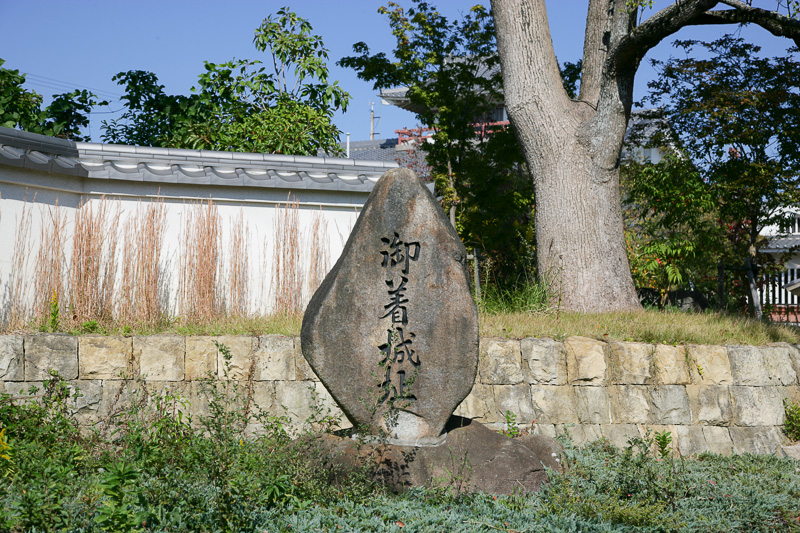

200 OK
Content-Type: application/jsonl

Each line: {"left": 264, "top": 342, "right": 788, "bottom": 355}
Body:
{"left": 0, "top": 58, "right": 107, "bottom": 141}
{"left": 340, "top": 1, "right": 534, "bottom": 284}
{"left": 629, "top": 36, "right": 800, "bottom": 316}
{"left": 103, "top": 8, "right": 349, "bottom": 156}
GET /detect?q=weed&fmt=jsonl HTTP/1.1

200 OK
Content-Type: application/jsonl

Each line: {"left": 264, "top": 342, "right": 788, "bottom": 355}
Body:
{"left": 95, "top": 461, "right": 147, "bottom": 532}
{"left": 784, "top": 398, "right": 800, "bottom": 442}
{"left": 501, "top": 410, "right": 520, "bottom": 438}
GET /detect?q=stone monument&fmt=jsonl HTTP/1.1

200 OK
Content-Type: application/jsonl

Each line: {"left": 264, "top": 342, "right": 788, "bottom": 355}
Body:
{"left": 301, "top": 167, "right": 479, "bottom": 445}
{"left": 301, "top": 168, "right": 562, "bottom": 493}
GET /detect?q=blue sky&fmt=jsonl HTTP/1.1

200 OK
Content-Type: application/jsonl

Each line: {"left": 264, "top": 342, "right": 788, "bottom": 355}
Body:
{"left": 0, "top": 1, "right": 795, "bottom": 145}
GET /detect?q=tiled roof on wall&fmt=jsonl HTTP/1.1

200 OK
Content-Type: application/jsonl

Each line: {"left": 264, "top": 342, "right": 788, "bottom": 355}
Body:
{"left": 0, "top": 127, "right": 397, "bottom": 192}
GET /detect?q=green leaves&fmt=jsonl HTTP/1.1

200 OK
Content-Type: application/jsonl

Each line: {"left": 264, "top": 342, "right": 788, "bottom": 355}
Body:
{"left": 102, "top": 8, "right": 348, "bottom": 156}
{"left": 0, "top": 58, "right": 106, "bottom": 140}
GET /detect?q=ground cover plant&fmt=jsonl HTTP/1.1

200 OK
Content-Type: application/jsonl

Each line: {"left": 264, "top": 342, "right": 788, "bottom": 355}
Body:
{"left": 2, "top": 368, "right": 799, "bottom": 532}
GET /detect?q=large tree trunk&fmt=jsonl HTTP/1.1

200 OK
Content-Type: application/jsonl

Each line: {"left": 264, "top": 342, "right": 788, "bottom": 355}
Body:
{"left": 491, "top": 0, "right": 800, "bottom": 312}
{"left": 493, "top": 0, "right": 640, "bottom": 312}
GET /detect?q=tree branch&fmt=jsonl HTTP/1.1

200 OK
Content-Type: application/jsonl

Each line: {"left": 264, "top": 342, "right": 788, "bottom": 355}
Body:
{"left": 606, "top": 0, "right": 718, "bottom": 76}
{"left": 688, "top": 7, "right": 800, "bottom": 47}
{"left": 579, "top": 0, "right": 613, "bottom": 106}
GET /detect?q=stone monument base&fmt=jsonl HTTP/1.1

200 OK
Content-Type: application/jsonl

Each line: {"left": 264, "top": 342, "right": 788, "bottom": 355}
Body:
{"left": 307, "top": 416, "right": 565, "bottom": 495}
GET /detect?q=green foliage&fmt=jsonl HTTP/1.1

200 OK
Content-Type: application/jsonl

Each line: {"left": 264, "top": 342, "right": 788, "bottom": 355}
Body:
{"left": 95, "top": 461, "right": 147, "bottom": 532}
{"left": 340, "top": 1, "right": 534, "bottom": 285}
{"left": 1, "top": 377, "right": 800, "bottom": 531}
{"left": 478, "top": 274, "right": 549, "bottom": 314}
{"left": 500, "top": 410, "right": 519, "bottom": 438}
{"left": 630, "top": 35, "right": 800, "bottom": 310}
{"left": 103, "top": 8, "right": 349, "bottom": 156}
{"left": 0, "top": 58, "right": 107, "bottom": 141}
{"left": 784, "top": 398, "right": 800, "bottom": 442}
{"left": 48, "top": 287, "right": 60, "bottom": 332}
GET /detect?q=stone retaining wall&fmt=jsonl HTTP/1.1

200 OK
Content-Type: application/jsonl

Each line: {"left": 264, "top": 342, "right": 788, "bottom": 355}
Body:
{"left": 1, "top": 334, "right": 799, "bottom": 456}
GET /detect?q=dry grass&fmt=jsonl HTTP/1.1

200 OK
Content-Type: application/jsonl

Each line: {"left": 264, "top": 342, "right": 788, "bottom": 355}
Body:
{"left": 33, "top": 200, "right": 68, "bottom": 325}
{"left": 69, "top": 197, "right": 120, "bottom": 323}
{"left": 180, "top": 199, "right": 222, "bottom": 321}
{"left": 118, "top": 198, "right": 167, "bottom": 326}
{"left": 306, "top": 208, "right": 330, "bottom": 303}
{"left": 479, "top": 308, "right": 800, "bottom": 345}
{"left": 6, "top": 195, "right": 34, "bottom": 329}
{"left": 273, "top": 195, "right": 303, "bottom": 316}
{"left": 226, "top": 210, "right": 249, "bottom": 316}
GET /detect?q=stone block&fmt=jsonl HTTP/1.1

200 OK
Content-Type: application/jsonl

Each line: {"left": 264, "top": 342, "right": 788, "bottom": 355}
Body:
{"left": 703, "top": 426, "right": 734, "bottom": 455}
{"left": 727, "top": 346, "right": 770, "bottom": 385}
{"left": 608, "top": 341, "right": 653, "bottom": 384}
{"left": 563, "top": 424, "right": 603, "bottom": 447}
{"left": 79, "top": 336, "right": 132, "bottom": 379}
{"left": 454, "top": 383, "right": 495, "bottom": 423}
{"left": 781, "top": 444, "right": 800, "bottom": 460}
{"left": 274, "top": 381, "right": 344, "bottom": 434}
{"left": 686, "top": 385, "right": 732, "bottom": 426}
{"left": 295, "top": 350, "right": 320, "bottom": 381}
{"left": 24, "top": 334, "right": 78, "bottom": 380}
{"left": 609, "top": 385, "right": 650, "bottom": 424}
{"left": 494, "top": 384, "right": 536, "bottom": 426}
{"left": 573, "top": 386, "right": 611, "bottom": 424}
{"left": 790, "top": 345, "right": 800, "bottom": 377}
{"left": 71, "top": 379, "right": 105, "bottom": 419}
{"left": 650, "top": 385, "right": 691, "bottom": 425}
{"left": 759, "top": 344, "right": 798, "bottom": 386}
{"left": 730, "top": 426, "right": 784, "bottom": 455}
{"left": 0, "top": 335, "right": 24, "bottom": 381}
{"left": 674, "top": 425, "right": 706, "bottom": 457}
{"left": 654, "top": 344, "right": 690, "bottom": 385}
{"left": 215, "top": 336, "right": 256, "bottom": 380}
{"left": 3, "top": 381, "right": 41, "bottom": 398}
{"left": 521, "top": 337, "right": 567, "bottom": 385}
{"left": 565, "top": 336, "right": 607, "bottom": 385}
{"left": 730, "top": 386, "right": 784, "bottom": 427}
{"left": 530, "top": 385, "right": 578, "bottom": 424}
{"left": 601, "top": 424, "right": 641, "bottom": 449}
{"left": 255, "top": 335, "right": 297, "bottom": 381}
{"left": 686, "top": 344, "right": 731, "bottom": 384}
{"left": 184, "top": 337, "right": 219, "bottom": 380}
{"left": 533, "top": 423, "right": 557, "bottom": 438}
{"left": 479, "top": 338, "right": 524, "bottom": 384}
{"left": 135, "top": 336, "right": 184, "bottom": 382}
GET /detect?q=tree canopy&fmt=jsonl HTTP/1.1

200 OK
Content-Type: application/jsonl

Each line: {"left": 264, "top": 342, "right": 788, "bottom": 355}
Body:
{"left": 340, "top": 1, "right": 537, "bottom": 284}
{"left": 102, "top": 8, "right": 349, "bottom": 156}
{"left": 0, "top": 59, "right": 107, "bottom": 142}
{"left": 625, "top": 35, "right": 800, "bottom": 313}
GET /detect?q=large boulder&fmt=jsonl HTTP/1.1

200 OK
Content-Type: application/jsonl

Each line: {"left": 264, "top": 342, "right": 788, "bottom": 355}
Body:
{"left": 301, "top": 168, "right": 479, "bottom": 445}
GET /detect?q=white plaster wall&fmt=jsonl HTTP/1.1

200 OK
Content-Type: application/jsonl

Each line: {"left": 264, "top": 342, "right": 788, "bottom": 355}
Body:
{"left": 0, "top": 166, "right": 367, "bottom": 322}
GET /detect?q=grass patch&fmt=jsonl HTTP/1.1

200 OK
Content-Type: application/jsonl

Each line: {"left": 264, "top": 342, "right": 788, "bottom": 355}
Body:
{"left": 479, "top": 308, "right": 800, "bottom": 345}
{"left": 2, "top": 307, "right": 799, "bottom": 346}
{"left": 1, "top": 375, "right": 798, "bottom": 532}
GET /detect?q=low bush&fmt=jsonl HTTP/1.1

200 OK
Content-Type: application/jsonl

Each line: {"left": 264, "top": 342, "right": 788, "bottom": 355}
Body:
{"left": 1, "top": 366, "right": 799, "bottom": 531}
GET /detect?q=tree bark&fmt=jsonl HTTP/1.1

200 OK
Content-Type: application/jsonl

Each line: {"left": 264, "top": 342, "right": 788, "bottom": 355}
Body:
{"left": 493, "top": 0, "right": 639, "bottom": 312}
{"left": 491, "top": 0, "right": 800, "bottom": 313}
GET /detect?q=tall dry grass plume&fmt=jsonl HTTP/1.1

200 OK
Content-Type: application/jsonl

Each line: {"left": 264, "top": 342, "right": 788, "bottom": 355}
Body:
{"left": 6, "top": 194, "right": 35, "bottom": 329}
{"left": 34, "top": 201, "right": 68, "bottom": 325}
{"left": 118, "top": 198, "right": 167, "bottom": 326}
{"left": 305, "top": 208, "right": 330, "bottom": 304}
{"left": 273, "top": 195, "right": 303, "bottom": 315}
{"left": 226, "top": 210, "right": 250, "bottom": 316}
{"left": 69, "top": 197, "right": 120, "bottom": 323}
{"left": 180, "top": 199, "right": 221, "bottom": 321}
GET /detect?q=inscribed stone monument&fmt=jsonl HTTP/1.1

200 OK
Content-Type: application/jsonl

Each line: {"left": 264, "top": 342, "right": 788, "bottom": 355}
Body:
{"left": 301, "top": 168, "right": 479, "bottom": 445}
